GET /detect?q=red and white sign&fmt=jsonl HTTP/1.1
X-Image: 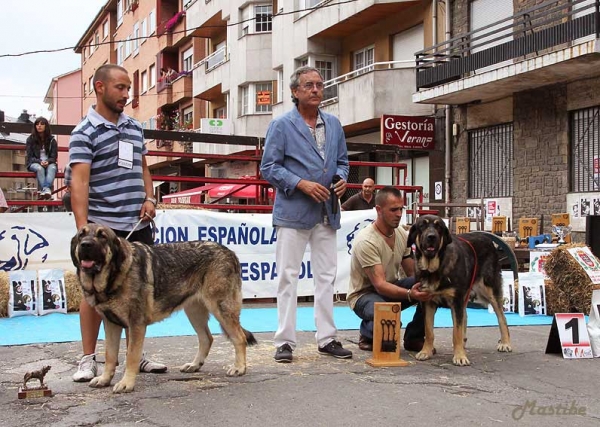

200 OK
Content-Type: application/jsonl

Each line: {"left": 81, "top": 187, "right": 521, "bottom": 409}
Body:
{"left": 381, "top": 115, "right": 435, "bottom": 150}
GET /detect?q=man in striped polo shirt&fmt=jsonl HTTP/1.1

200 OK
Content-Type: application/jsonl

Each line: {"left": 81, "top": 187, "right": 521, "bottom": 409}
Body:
{"left": 69, "top": 64, "right": 167, "bottom": 382}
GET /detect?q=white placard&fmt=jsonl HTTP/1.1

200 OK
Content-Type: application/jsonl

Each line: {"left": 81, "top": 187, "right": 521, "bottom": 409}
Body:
{"left": 37, "top": 269, "right": 67, "bottom": 315}
{"left": 587, "top": 289, "right": 600, "bottom": 357}
{"left": 434, "top": 181, "right": 442, "bottom": 200}
{"left": 8, "top": 270, "right": 38, "bottom": 318}
{"left": 554, "top": 313, "right": 593, "bottom": 359}
{"left": 567, "top": 246, "right": 600, "bottom": 285}
{"left": 518, "top": 278, "right": 547, "bottom": 316}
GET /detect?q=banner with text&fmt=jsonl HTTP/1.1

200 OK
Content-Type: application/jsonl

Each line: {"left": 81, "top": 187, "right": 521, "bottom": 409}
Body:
{"left": 0, "top": 209, "right": 376, "bottom": 299}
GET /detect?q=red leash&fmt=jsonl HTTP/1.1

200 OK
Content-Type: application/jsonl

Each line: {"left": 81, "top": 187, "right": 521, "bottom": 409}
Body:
{"left": 456, "top": 236, "right": 478, "bottom": 306}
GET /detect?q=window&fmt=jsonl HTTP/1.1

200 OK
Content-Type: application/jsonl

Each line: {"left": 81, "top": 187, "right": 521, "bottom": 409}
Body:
{"left": 255, "top": 5, "right": 273, "bottom": 33}
{"left": 117, "top": 41, "right": 124, "bottom": 65}
{"left": 88, "top": 76, "right": 94, "bottom": 94}
{"left": 82, "top": 46, "right": 86, "bottom": 60}
{"left": 276, "top": 68, "right": 284, "bottom": 104}
{"left": 141, "top": 70, "right": 148, "bottom": 93}
{"left": 89, "top": 40, "right": 93, "bottom": 56}
{"left": 94, "top": 32, "right": 100, "bottom": 51}
{"left": 182, "top": 106, "right": 193, "bottom": 129}
{"left": 315, "top": 59, "right": 336, "bottom": 100}
{"left": 241, "top": 4, "right": 272, "bottom": 36}
{"left": 255, "top": 82, "right": 272, "bottom": 113}
{"left": 141, "top": 18, "right": 147, "bottom": 43}
{"left": 149, "top": 9, "right": 156, "bottom": 34}
{"left": 125, "top": 35, "right": 131, "bottom": 58}
{"left": 354, "top": 46, "right": 374, "bottom": 72}
{"left": 83, "top": 82, "right": 87, "bottom": 96}
{"left": 132, "top": 23, "right": 140, "bottom": 55}
{"left": 117, "top": 0, "right": 123, "bottom": 26}
{"left": 103, "top": 20, "right": 109, "bottom": 39}
{"left": 149, "top": 64, "right": 156, "bottom": 87}
{"left": 571, "top": 106, "right": 600, "bottom": 192}
{"left": 215, "top": 106, "right": 226, "bottom": 119}
{"left": 240, "top": 83, "right": 272, "bottom": 115}
{"left": 241, "top": 86, "right": 249, "bottom": 115}
{"left": 468, "top": 123, "right": 514, "bottom": 198}
{"left": 182, "top": 46, "right": 194, "bottom": 72}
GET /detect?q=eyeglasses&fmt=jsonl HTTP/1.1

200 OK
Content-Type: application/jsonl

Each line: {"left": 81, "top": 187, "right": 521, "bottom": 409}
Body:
{"left": 301, "top": 82, "right": 324, "bottom": 91}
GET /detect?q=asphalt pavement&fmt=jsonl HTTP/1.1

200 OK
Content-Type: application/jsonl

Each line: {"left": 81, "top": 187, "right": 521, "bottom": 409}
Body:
{"left": 1, "top": 318, "right": 598, "bottom": 427}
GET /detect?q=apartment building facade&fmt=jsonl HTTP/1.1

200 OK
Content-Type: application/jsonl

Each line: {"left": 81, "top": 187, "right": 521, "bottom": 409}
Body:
{"left": 187, "top": 0, "right": 440, "bottom": 199}
{"left": 75, "top": 0, "right": 208, "bottom": 195}
{"left": 413, "top": 0, "right": 600, "bottom": 236}
{"left": 44, "top": 69, "right": 83, "bottom": 172}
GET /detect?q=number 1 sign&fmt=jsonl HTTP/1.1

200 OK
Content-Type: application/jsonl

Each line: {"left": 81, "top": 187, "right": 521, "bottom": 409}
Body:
{"left": 545, "top": 313, "right": 593, "bottom": 359}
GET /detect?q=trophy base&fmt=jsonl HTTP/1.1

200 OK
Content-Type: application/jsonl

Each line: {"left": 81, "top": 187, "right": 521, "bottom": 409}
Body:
{"left": 18, "top": 386, "right": 52, "bottom": 399}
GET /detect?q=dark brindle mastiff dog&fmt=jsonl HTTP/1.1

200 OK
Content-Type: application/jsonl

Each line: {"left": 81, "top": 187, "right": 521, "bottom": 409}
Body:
{"left": 71, "top": 223, "right": 257, "bottom": 393}
{"left": 407, "top": 215, "right": 512, "bottom": 366}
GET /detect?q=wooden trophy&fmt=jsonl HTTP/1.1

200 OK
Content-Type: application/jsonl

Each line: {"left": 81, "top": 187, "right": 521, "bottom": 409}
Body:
{"left": 492, "top": 216, "right": 507, "bottom": 234}
{"left": 366, "top": 302, "right": 410, "bottom": 367}
{"left": 18, "top": 366, "right": 53, "bottom": 399}
{"left": 551, "top": 213, "right": 571, "bottom": 244}
{"left": 455, "top": 217, "right": 471, "bottom": 234}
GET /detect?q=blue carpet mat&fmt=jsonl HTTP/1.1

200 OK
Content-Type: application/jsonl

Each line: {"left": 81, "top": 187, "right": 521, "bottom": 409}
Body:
{"left": 0, "top": 306, "right": 553, "bottom": 346}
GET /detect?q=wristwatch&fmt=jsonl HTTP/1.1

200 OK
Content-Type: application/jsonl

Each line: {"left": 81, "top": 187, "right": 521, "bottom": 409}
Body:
{"left": 144, "top": 196, "right": 157, "bottom": 206}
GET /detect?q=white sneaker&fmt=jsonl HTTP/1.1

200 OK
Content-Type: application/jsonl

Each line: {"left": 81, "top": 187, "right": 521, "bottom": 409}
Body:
{"left": 72, "top": 354, "right": 98, "bottom": 382}
{"left": 139, "top": 353, "right": 167, "bottom": 373}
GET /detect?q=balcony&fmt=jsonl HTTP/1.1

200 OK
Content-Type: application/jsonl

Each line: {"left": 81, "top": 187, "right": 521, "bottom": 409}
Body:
{"left": 158, "top": 10, "right": 187, "bottom": 50}
{"left": 193, "top": 47, "right": 230, "bottom": 100}
{"left": 157, "top": 82, "right": 173, "bottom": 107}
{"left": 171, "top": 74, "right": 193, "bottom": 103}
{"left": 414, "top": 0, "right": 600, "bottom": 105}
{"left": 320, "top": 61, "right": 433, "bottom": 128}
{"left": 303, "top": 0, "right": 419, "bottom": 39}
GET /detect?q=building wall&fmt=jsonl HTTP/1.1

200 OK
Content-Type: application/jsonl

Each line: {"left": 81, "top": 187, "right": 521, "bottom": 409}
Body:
{"left": 51, "top": 71, "right": 83, "bottom": 171}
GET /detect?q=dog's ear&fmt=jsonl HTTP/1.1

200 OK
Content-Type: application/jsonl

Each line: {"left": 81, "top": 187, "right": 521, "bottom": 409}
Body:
{"left": 109, "top": 233, "right": 128, "bottom": 268}
{"left": 407, "top": 222, "right": 419, "bottom": 248}
{"left": 440, "top": 220, "right": 452, "bottom": 246}
{"left": 70, "top": 231, "right": 80, "bottom": 269}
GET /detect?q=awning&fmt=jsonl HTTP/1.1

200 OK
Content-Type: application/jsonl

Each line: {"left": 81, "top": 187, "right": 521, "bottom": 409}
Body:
{"left": 208, "top": 184, "right": 274, "bottom": 199}
{"left": 162, "top": 184, "right": 216, "bottom": 204}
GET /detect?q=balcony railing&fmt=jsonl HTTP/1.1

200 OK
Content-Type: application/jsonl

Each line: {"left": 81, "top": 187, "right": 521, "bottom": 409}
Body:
{"left": 193, "top": 46, "right": 228, "bottom": 73}
{"left": 415, "top": 0, "right": 600, "bottom": 90}
{"left": 322, "top": 60, "right": 415, "bottom": 104}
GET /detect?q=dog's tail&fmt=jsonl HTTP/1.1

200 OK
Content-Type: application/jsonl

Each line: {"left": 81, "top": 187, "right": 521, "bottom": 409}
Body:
{"left": 243, "top": 328, "right": 258, "bottom": 346}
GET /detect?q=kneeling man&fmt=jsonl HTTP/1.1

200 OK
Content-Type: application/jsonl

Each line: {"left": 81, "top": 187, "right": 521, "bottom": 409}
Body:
{"left": 348, "top": 187, "right": 432, "bottom": 351}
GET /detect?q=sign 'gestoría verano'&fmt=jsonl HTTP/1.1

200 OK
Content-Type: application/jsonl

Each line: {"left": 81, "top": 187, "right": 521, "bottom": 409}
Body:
{"left": 381, "top": 115, "right": 435, "bottom": 150}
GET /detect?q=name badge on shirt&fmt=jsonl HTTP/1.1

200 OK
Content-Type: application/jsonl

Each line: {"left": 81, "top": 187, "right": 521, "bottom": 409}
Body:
{"left": 118, "top": 140, "right": 134, "bottom": 169}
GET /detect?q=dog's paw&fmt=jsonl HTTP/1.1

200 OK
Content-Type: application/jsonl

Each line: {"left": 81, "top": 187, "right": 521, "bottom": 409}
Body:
{"left": 89, "top": 375, "right": 111, "bottom": 388}
{"left": 497, "top": 342, "right": 512, "bottom": 352}
{"left": 112, "top": 379, "right": 135, "bottom": 393}
{"left": 452, "top": 354, "right": 471, "bottom": 366}
{"left": 415, "top": 351, "right": 432, "bottom": 361}
{"left": 180, "top": 362, "right": 203, "bottom": 373}
{"left": 226, "top": 365, "right": 246, "bottom": 376}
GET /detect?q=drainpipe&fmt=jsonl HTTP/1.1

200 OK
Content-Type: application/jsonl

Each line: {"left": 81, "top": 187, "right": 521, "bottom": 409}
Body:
{"left": 433, "top": 0, "right": 438, "bottom": 49}
{"left": 444, "top": 0, "right": 452, "bottom": 217}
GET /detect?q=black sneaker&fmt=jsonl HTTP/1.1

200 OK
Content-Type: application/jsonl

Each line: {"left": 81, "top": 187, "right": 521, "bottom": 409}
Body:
{"left": 318, "top": 340, "right": 353, "bottom": 359}
{"left": 274, "top": 344, "right": 293, "bottom": 363}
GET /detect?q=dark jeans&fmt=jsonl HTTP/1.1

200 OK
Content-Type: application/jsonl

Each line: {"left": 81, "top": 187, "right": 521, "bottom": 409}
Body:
{"left": 353, "top": 277, "right": 425, "bottom": 342}
{"left": 113, "top": 225, "right": 154, "bottom": 245}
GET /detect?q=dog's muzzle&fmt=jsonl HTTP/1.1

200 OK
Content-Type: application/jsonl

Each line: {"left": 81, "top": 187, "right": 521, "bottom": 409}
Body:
{"left": 77, "top": 240, "right": 104, "bottom": 274}
{"left": 421, "top": 232, "right": 440, "bottom": 258}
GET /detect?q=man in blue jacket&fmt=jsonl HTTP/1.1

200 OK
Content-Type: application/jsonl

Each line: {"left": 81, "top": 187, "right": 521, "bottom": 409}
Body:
{"left": 261, "top": 66, "right": 352, "bottom": 363}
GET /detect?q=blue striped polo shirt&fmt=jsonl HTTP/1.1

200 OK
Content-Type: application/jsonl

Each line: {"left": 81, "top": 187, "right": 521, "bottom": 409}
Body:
{"left": 69, "top": 106, "right": 148, "bottom": 232}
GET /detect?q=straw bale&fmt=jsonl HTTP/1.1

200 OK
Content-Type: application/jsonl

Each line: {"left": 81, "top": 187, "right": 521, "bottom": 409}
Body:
{"left": 544, "top": 243, "right": 594, "bottom": 315}
{"left": 0, "top": 270, "right": 83, "bottom": 318}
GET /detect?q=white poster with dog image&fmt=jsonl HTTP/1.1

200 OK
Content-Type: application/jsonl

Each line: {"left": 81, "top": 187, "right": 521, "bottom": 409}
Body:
{"left": 518, "top": 274, "right": 547, "bottom": 316}
{"left": 489, "top": 271, "right": 517, "bottom": 313}
{"left": 37, "top": 269, "right": 67, "bottom": 315}
{"left": 8, "top": 270, "right": 38, "bottom": 317}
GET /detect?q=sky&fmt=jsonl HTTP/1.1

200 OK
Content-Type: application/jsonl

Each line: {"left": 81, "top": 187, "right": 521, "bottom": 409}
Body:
{"left": 0, "top": 0, "right": 107, "bottom": 120}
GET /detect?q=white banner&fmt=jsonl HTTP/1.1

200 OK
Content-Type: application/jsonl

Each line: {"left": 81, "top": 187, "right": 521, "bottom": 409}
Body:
{"left": 0, "top": 209, "right": 376, "bottom": 299}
